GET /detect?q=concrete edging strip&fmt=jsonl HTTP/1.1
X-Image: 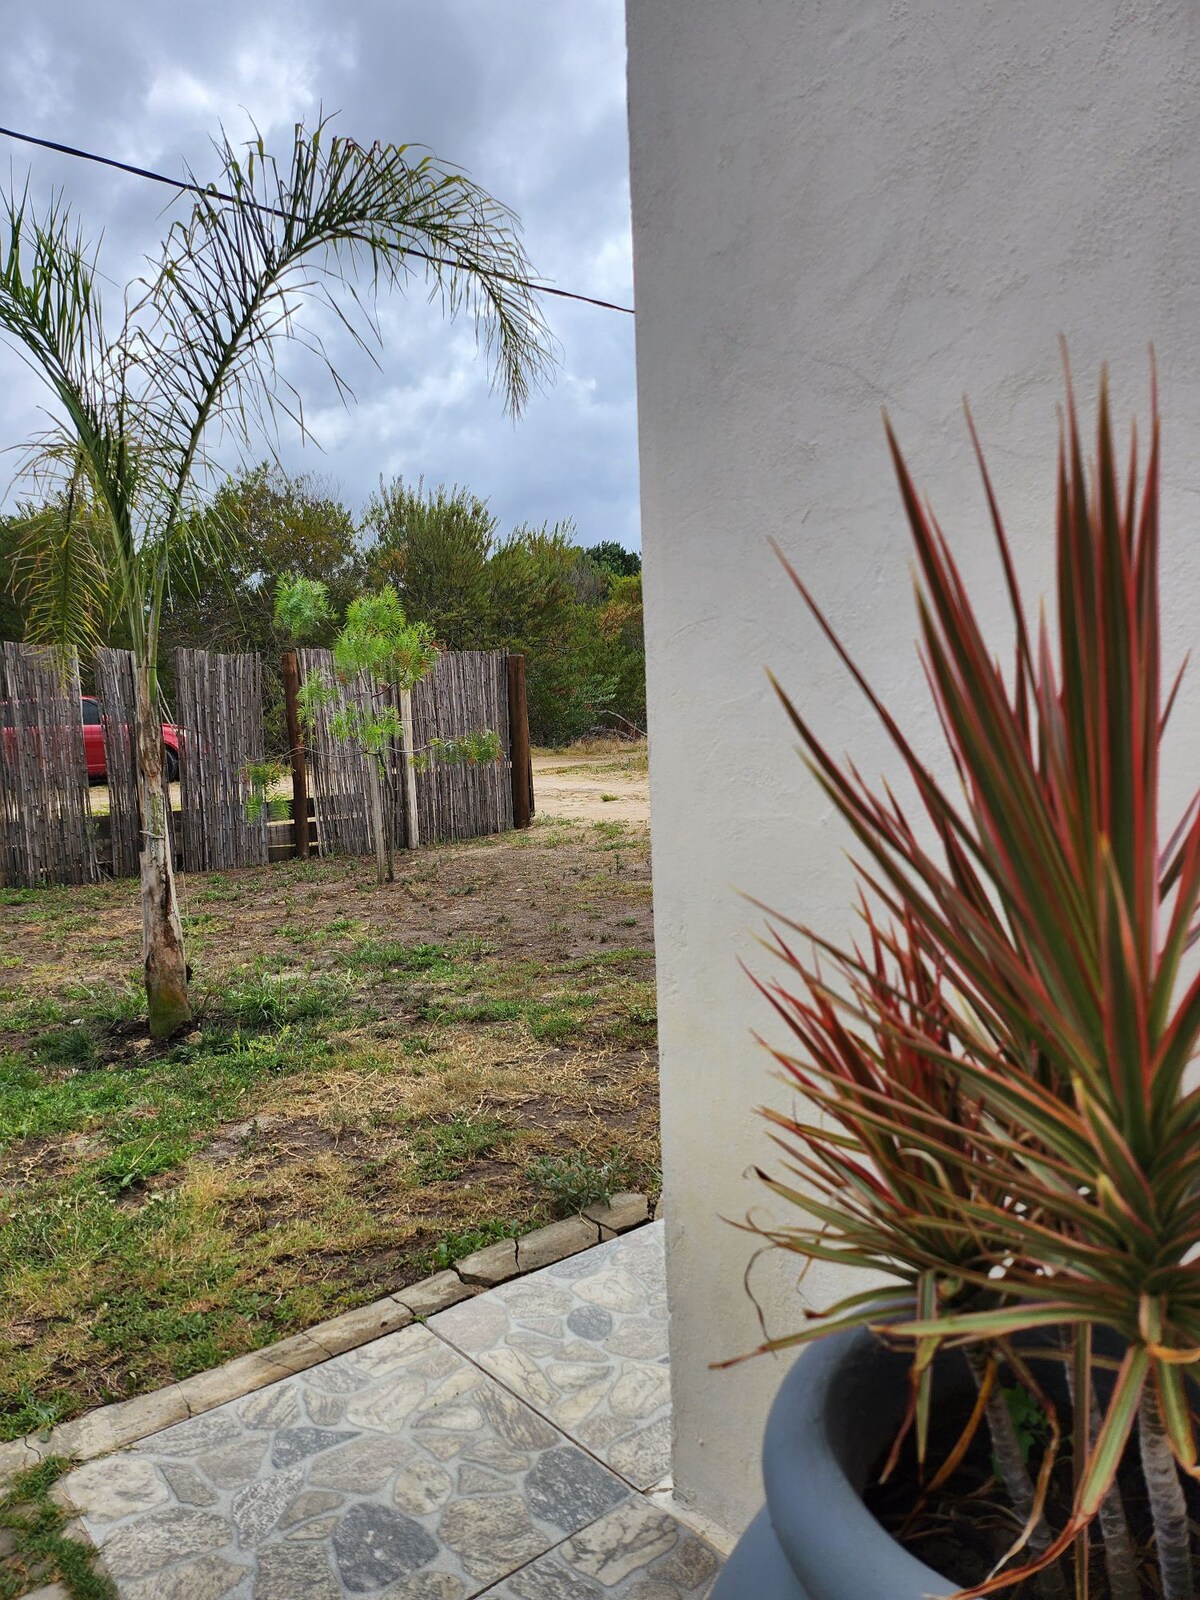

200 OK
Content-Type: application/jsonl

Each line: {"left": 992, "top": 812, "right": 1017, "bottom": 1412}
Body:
{"left": 0, "top": 1194, "right": 657, "bottom": 1485}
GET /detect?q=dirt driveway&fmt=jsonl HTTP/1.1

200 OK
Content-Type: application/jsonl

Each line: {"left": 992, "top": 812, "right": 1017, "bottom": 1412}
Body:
{"left": 532, "top": 744, "right": 649, "bottom": 825}
{"left": 88, "top": 745, "right": 650, "bottom": 826}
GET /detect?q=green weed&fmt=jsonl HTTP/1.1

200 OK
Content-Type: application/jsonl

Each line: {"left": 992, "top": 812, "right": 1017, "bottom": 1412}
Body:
{"left": 527, "top": 1009, "right": 584, "bottom": 1044}
{"left": 419, "top": 1217, "right": 523, "bottom": 1274}
{"left": 592, "top": 819, "right": 627, "bottom": 840}
{"left": 419, "top": 996, "right": 522, "bottom": 1025}
{"left": 527, "top": 1148, "right": 653, "bottom": 1217}
{"left": 410, "top": 1115, "right": 512, "bottom": 1181}
{"left": 62, "top": 982, "right": 143, "bottom": 1027}
{"left": 0, "top": 996, "right": 67, "bottom": 1030}
{"left": 33, "top": 1027, "right": 97, "bottom": 1069}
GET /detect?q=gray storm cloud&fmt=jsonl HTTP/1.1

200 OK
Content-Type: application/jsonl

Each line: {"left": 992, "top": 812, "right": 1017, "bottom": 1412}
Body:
{"left": 0, "top": 0, "right": 638, "bottom": 547}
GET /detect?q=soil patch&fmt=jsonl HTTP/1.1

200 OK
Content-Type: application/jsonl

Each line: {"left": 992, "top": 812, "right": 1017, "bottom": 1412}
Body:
{"left": 0, "top": 804, "right": 658, "bottom": 1437}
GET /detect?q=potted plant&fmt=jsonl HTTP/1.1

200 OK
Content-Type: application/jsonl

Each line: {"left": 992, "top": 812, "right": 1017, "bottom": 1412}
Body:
{"left": 714, "top": 363, "right": 1200, "bottom": 1600}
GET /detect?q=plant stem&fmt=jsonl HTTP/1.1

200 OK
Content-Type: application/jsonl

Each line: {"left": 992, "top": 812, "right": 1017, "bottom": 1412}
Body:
{"left": 1062, "top": 1339, "right": 1138, "bottom": 1600}
{"left": 1139, "top": 1385, "right": 1195, "bottom": 1600}
{"left": 965, "top": 1348, "right": 1067, "bottom": 1600}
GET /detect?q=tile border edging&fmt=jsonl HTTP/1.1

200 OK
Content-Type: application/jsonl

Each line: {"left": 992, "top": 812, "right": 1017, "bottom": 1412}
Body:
{"left": 0, "top": 1193, "right": 659, "bottom": 1486}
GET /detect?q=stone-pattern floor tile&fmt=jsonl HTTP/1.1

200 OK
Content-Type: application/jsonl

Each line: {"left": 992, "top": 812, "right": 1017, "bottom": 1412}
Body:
{"left": 477, "top": 1498, "right": 721, "bottom": 1598}
{"left": 65, "top": 1324, "right": 631, "bottom": 1599}
{"left": 431, "top": 1223, "right": 670, "bottom": 1491}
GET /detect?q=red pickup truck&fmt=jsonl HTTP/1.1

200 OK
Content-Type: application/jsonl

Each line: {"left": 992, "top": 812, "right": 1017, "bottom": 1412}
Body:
{"left": 81, "top": 697, "right": 181, "bottom": 782}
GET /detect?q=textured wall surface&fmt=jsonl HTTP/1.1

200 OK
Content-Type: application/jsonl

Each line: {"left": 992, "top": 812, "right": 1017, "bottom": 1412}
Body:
{"left": 626, "top": 0, "right": 1200, "bottom": 1534}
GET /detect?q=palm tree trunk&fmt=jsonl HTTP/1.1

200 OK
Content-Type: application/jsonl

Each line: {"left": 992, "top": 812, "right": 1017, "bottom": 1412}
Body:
{"left": 135, "top": 665, "right": 191, "bottom": 1038}
{"left": 965, "top": 1348, "right": 1067, "bottom": 1600}
{"left": 1139, "top": 1385, "right": 1195, "bottom": 1600}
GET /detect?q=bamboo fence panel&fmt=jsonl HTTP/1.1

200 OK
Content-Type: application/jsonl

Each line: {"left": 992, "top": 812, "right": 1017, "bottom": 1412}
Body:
{"left": 297, "top": 648, "right": 374, "bottom": 858}
{"left": 297, "top": 648, "right": 512, "bottom": 858}
{"left": 93, "top": 647, "right": 140, "bottom": 878}
{"left": 0, "top": 642, "right": 96, "bottom": 887}
{"left": 408, "top": 650, "right": 513, "bottom": 844}
{"left": 175, "top": 649, "right": 268, "bottom": 872}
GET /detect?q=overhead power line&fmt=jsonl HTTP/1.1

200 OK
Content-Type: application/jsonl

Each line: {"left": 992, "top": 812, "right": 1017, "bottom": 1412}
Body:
{"left": 0, "top": 124, "right": 636, "bottom": 316}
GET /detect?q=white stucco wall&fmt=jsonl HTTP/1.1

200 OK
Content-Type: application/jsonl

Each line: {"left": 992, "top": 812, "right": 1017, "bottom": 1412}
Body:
{"left": 626, "top": 0, "right": 1200, "bottom": 1535}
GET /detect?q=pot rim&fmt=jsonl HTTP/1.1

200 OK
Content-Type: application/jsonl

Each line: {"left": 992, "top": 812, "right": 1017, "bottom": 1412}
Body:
{"left": 762, "top": 1325, "right": 959, "bottom": 1600}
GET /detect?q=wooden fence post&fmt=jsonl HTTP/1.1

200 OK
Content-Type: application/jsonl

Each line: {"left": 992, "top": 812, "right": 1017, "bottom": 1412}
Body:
{"left": 281, "top": 650, "right": 310, "bottom": 859}
{"left": 507, "top": 654, "right": 533, "bottom": 829}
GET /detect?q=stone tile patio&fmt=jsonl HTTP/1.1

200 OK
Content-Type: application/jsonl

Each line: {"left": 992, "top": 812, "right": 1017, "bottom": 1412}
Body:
{"left": 59, "top": 1222, "right": 723, "bottom": 1598}
{"left": 432, "top": 1216, "right": 670, "bottom": 1492}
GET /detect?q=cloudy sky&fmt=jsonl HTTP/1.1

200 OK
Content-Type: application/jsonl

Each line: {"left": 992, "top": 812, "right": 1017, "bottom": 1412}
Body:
{"left": 0, "top": 2, "right": 639, "bottom": 548}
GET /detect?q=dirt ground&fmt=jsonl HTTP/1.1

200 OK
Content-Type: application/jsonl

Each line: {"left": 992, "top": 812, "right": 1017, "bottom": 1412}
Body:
{"left": 0, "top": 745, "right": 658, "bottom": 1434}
{"left": 87, "top": 741, "right": 650, "bottom": 825}
{"left": 532, "top": 744, "right": 649, "bottom": 826}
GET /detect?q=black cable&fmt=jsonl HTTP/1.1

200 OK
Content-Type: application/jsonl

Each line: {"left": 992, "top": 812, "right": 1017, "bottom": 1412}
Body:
{"left": 0, "top": 124, "right": 636, "bottom": 316}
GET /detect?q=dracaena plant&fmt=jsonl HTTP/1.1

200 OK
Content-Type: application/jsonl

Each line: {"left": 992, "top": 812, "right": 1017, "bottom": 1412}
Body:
{"left": 752, "top": 361, "right": 1200, "bottom": 1600}
{"left": 744, "top": 913, "right": 1079, "bottom": 1596}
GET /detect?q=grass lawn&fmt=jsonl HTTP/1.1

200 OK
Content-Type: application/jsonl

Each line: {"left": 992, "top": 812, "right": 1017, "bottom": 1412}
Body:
{"left": 0, "top": 811, "right": 659, "bottom": 1443}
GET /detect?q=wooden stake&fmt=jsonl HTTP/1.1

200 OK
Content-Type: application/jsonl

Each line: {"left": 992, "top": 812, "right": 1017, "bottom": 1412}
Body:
{"left": 281, "top": 650, "right": 310, "bottom": 859}
{"left": 399, "top": 686, "right": 420, "bottom": 849}
{"left": 507, "top": 654, "right": 533, "bottom": 829}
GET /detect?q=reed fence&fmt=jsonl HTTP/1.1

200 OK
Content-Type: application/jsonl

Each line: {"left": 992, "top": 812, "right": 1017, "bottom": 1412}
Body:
{"left": 93, "top": 647, "right": 141, "bottom": 879}
{"left": 175, "top": 649, "right": 269, "bottom": 872}
{"left": 409, "top": 650, "right": 513, "bottom": 843}
{"left": 0, "top": 641, "right": 96, "bottom": 888}
{"left": 296, "top": 647, "right": 375, "bottom": 858}
{"left": 3, "top": 644, "right": 528, "bottom": 887}
{"left": 296, "top": 646, "right": 514, "bottom": 854}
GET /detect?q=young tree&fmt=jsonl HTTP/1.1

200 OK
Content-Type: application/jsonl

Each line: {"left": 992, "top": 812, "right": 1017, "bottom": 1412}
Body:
{"left": 276, "top": 576, "right": 499, "bottom": 884}
{"left": 0, "top": 512, "right": 31, "bottom": 640}
{"left": 597, "top": 572, "right": 646, "bottom": 734}
{"left": 0, "top": 119, "right": 552, "bottom": 1035}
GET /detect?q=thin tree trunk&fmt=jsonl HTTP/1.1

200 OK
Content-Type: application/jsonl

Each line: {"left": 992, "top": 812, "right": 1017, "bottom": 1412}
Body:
{"left": 381, "top": 750, "right": 396, "bottom": 884}
{"left": 965, "top": 1348, "right": 1068, "bottom": 1600}
{"left": 135, "top": 665, "right": 191, "bottom": 1038}
{"left": 1062, "top": 1339, "right": 1138, "bottom": 1600}
{"left": 1140, "top": 1385, "right": 1195, "bottom": 1600}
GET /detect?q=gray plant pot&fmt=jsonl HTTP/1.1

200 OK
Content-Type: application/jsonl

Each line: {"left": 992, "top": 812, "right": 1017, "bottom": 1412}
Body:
{"left": 712, "top": 1326, "right": 962, "bottom": 1599}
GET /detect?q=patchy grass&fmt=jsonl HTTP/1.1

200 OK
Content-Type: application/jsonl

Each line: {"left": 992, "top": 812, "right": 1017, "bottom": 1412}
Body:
{"left": 0, "top": 815, "right": 658, "bottom": 1441}
{"left": 0, "top": 1457, "right": 116, "bottom": 1599}
{"left": 409, "top": 1114, "right": 513, "bottom": 1182}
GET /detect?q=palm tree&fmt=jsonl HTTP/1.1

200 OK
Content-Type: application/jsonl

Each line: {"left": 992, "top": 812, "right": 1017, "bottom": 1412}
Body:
{"left": 0, "top": 119, "right": 553, "bottom": 1036}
